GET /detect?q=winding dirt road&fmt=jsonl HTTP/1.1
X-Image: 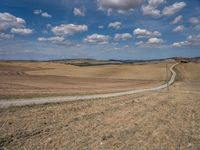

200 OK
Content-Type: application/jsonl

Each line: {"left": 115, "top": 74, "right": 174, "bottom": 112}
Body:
{"left": 0, "top": 63, "right": 179, "bottom": 108}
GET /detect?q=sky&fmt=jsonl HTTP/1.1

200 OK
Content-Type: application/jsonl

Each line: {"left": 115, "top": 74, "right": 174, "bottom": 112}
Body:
{"left": 0, "top": 0, "right": 200, "bottom": 60}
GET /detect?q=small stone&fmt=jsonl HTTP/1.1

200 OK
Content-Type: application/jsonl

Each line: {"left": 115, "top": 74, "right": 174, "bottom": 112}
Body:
{"left": 187, "top": 143, "right": 192, "bottom": 147}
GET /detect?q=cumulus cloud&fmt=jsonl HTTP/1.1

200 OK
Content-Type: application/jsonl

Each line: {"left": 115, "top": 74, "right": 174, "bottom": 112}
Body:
{"left": 108, "top": 22, "right": 122, "bottom": 29}
{"left": 142, "top": 0, "right": 165, "bottom": 17}
{"left": 133, "top": 28, "right": 161, "bottom": 38}
{"left": 162, "top": 2, "right": 186, "bottom": 16}
{"left": 172, "top": 15, "right": 183, "bottom": 24}
{"left": 33, "top": 9, "right": 52, "bottom": 18}
{"left": 41, "top": 12, "right": 52, "bottom": 18}
{"left": 97, "top": 0, "right": 144, "bottom": 14}
{"left": 51, "top": 24, "right": 88, "bottom": 36}
{"left": 38, "top": 36, "right": 64, "bottom": 43}
{"left": 189, "top": 17, "right": 199, "bottom": 25}
{"left": 33, "top": 9, "right": 42, "bottom": 15}
{"left": 46, "top": 24, "right": 52, "bottom": 28}
{"left": 124, "top": 45, "right": 130, "bottom": 48}
{"left": 0, "top": 33, "right": 14, "bottom": 40}
{"left": 98, "top": 25, "right": 104, "bottom": 29}
{"left": 186, "top": 35, "right": 200, "bottom": 46}
{"left": 0, "top": 12, "right": 25, "bottom": 31}
{"left": 147, "top": 0, "right": 166, "bottom": 7}
{"left": 11, "top": 28, "right": 33, "bottom": 35}
{"left": 136, "top": 37, "right": 164, "bottom": 47}
{"left": 172, "top": 25, "right": 185, "bottom": 32}
{"left": 0, "top": 12, "right": 32, "bottom": 36}
{"left": 142, "top": 5, "right": 161, "bottom": 17}
{"left": 38, "top": 36, "right": 74, "bottom": 46}
{"left": 136, "top": 41, "right": 145, "bottom": 46}
{"left": 147, "top": 37, "right": 163, "bottom": 45}
{"left": 189, "top": 17, "right": 200, "bottom": 31}
{"left": 172, "top": 35, "right": 200, "bottom": 47}
{"left": 73, "top": 8, "right": 85, "bottom": 16}
{"left": 84, "top": 34, "right": 109, "bottom": 44}
{"left": 172, "top": 41, "right": 188, "bottom": 47}
{"left": 142, "top": 1, "right": 186, "bottom": 17}
{"left": 114, "top": 33, "right": 132, "bottom": 41}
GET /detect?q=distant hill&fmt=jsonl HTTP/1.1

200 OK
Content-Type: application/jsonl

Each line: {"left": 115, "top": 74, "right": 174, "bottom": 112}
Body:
{"left": 1, "top": 57, "right": 200, "bottom": 65}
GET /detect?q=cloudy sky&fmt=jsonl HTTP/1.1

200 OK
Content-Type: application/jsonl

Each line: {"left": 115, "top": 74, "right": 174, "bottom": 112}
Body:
{"left": 0, "top": 0, "right": 200, "bottom": 60}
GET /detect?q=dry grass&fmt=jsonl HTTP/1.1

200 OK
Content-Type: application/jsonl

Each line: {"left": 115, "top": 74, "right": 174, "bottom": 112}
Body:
{"left": 1, "top": 61, "right": 169, "bottom": 80}
{"left": 0, "top": 62, "right": 200, "bottom": 149}
{"left": 0, "top": 61, "right": 168, "bottom": 99}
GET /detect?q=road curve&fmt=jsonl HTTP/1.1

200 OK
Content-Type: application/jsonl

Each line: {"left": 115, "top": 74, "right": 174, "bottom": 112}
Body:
{"left": 0, "top": 63, "right": 180, "bottom": 108}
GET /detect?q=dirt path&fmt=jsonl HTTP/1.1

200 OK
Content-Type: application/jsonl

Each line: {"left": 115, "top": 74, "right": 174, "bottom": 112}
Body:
{"left": 0, "top": 63, "right": 179, "bottom": 108}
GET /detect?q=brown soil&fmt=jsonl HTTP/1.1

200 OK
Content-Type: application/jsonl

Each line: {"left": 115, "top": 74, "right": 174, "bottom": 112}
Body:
{"left": 0, "top": 62, "right": 200, "bottom": 149}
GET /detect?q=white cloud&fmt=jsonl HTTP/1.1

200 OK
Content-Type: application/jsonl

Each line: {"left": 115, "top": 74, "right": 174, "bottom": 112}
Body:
{"left": 38, "top": 36, "right": 64, "bottom": 43}
{"left": 142, "top": 0, "right": 165, "bottom": 17}
{"left": 172, "top": 25, "right": 185, "bottom": 32}
{"left": 136, "top": 37, "right": 164, "bottom": 47}
{"left": 172, "top": 35, "right": 200, "bottom": 47}
{"left": 187, "top": 35, "right": 200, "bottom": 46}
{"left": 38, "top": 36, "right": 74, "bottom": 46}
{"left": 33, "top": 9, "right": 52, "bottom": 18}
{"left": 33, "top": 9, "right": 42, "bottom": 15}
{"left": 41, "top": 12, "right": 52, "bottom": 18}
{"left": 51, "top": 24, "right": 88, "bottom": 36}
{"left": 189, "top": 17, "right": 200, "bottom": 31}
{"left": 133, "top": 28, "right": 161, "bottom": 38}
{"left": 84, "top": 34, "right": 109, "bottom": 44}
{"left": 98, "top": 25, "right": 104, "bottom": 29}
{"left": 172, "top": 15, "right": 183, "bottom": 24}
{"left": 142, "top": 1, "right": 186, "bottom": 17}
{"left": 46, "top": 24, "right": 52, "bottom": 28}
{"left": 147, "top": 37, "right": 163, "bottom": 45}
{"left": 114, "top": 47, "right": 121, "bottom": 50}
{"left": 106, "top": 8, "right": 113, "bottom": 16}
{"left": 136, "top": 41, "right": 144, "bottom": 46}
{"left": 189, "top": 17, "right": 199, "bottom": 25}
{"left": 114, "top": 33, "right": 132, "bottom": 41}
{"left": 0, "top": 12, "right": 32, "bottom": 37}
{"left": 108, "top": 22, "right": 122, "bottom": 29}
{"left": 97, "top": 0, "right": 144, "bottom": 11}
{"left": 194, "top": 25, "right": 200, "bottom": 31}
{"left": 142, "top": 5, "right": 161, "bottom": 17}
{"left": 124, "top": 45, "right": 130, "bottom": 48}
{"left": 73, "top": 8, "right": 85, "bottom": 16}
{"left": 0, "top": 33, "right": 14, "bottom": 40}
{"left": 0, "top": 12, "right": 25, "bottom": 31}
{"left": 76, "top": 44, "right": 82, "bottom": 47}
{"left": 148, "top": 0, "right": 165, "bottom": 7}
{"left": 172, "top": 41, "right": 188, "bottom": 47}
{"left": 11, "top": 28, "right": 33, "bottom": 35}
{"left": 162, "top": 2, "right": 186, "bottom": 16}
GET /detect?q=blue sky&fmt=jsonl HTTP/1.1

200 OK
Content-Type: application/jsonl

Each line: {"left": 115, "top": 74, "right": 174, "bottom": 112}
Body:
{"left": 0, "top": 0, "right": 200, "bottom": 60}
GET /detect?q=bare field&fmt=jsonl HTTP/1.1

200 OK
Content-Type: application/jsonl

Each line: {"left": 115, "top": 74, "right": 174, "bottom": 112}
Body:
{"left": 0, "top": 61, "right": 168, "bottom": 99}
{"left": 0, "top": 62, "right": 200, "bottom": 149}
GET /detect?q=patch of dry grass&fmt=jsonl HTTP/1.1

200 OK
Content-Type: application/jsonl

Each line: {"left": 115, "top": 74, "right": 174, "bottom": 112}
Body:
{"left": 0, "top": 61, "right": 168, "bottom": 99}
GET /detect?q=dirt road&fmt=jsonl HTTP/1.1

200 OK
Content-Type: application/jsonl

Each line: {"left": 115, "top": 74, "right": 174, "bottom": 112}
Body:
{"left": 0, "top": 63, "right": 179, "bottom": 108}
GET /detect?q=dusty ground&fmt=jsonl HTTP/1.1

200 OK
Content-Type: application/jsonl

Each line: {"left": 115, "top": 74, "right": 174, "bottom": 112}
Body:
{"left": 0, "top": 62, "right": 200, "bottom": 149}
{"left": 0, "top": 61, "right": 168, "bottom": 99}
